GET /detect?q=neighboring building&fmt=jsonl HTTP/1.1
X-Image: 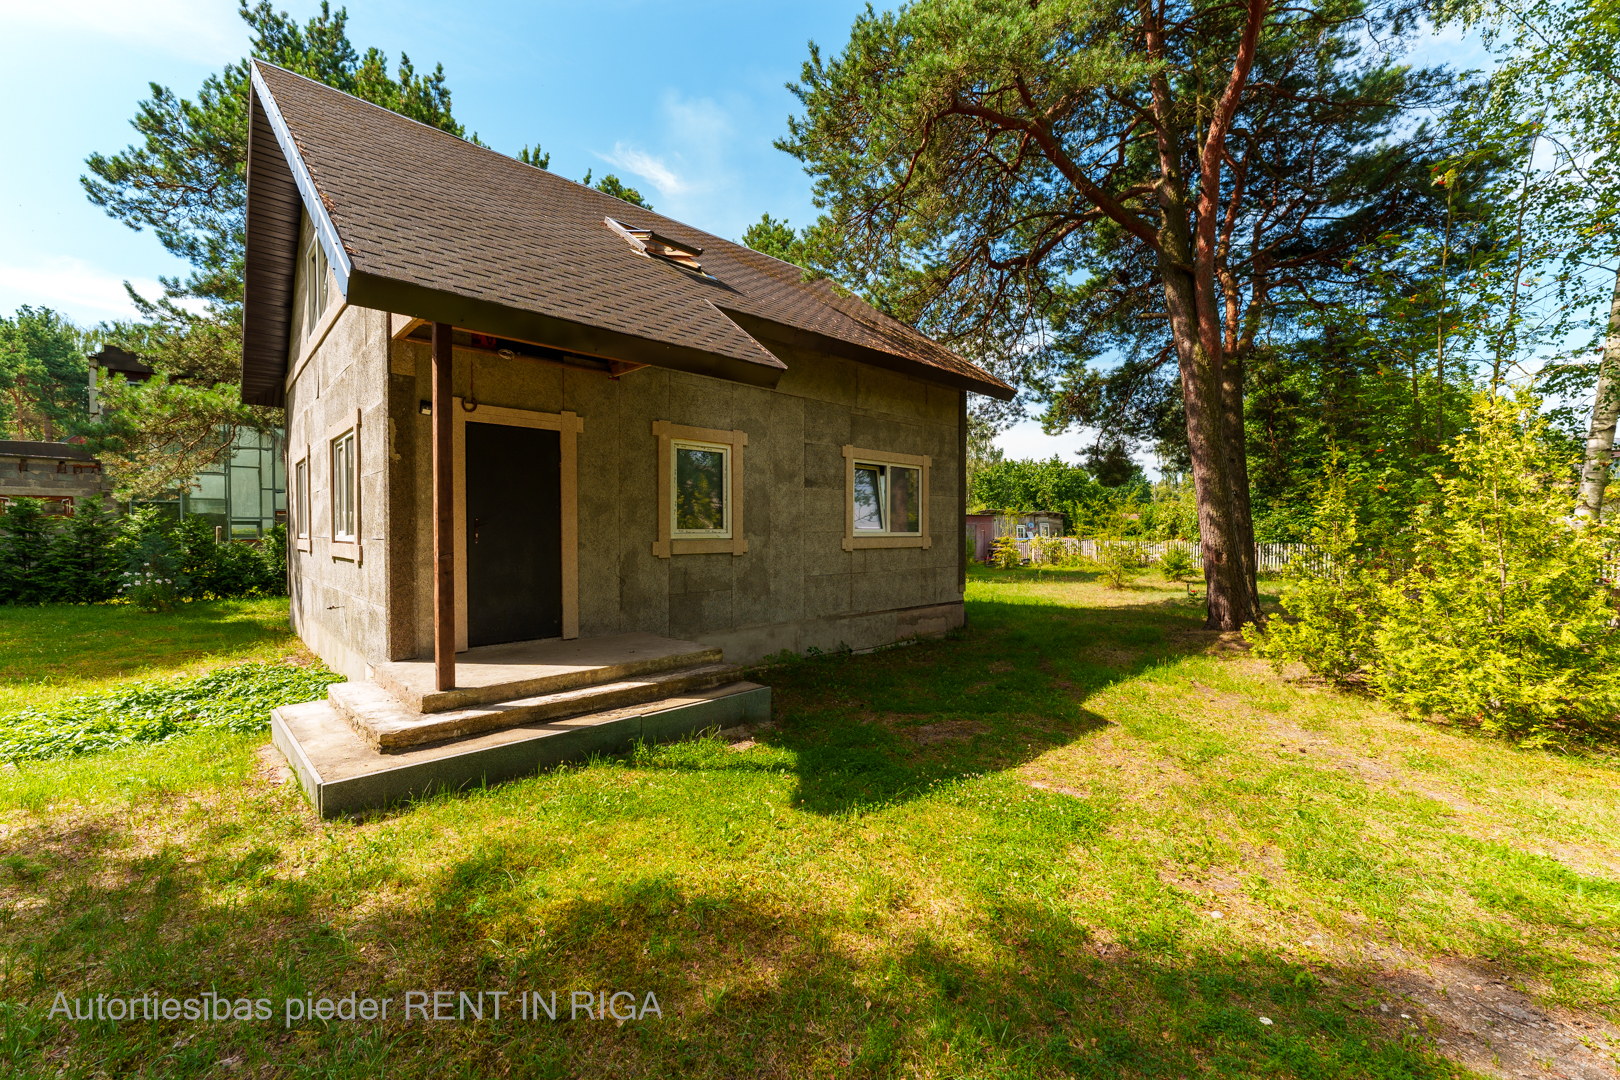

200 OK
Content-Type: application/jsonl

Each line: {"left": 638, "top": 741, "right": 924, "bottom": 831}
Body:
{"left": 0, "top": 440, "right": 114, "bottom": 514}
{"left": 965, "top": 512, "right": 994, "bottom": 562}
{"left": 87, "top": 347, "right": 288, "bottom": 537}
{"left": 244, "top": 62, "right": 1013, "bottom": 813}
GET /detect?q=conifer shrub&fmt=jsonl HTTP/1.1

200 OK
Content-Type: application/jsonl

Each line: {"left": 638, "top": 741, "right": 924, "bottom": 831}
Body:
{"left": 1251, "top": 392, "right": 1620, "bottom": 744}
{"left": 0, "top": 499, "right": 56, "bottom": 604}
{"left": 990, "top": 535, "right": 1021, "bottom": 568}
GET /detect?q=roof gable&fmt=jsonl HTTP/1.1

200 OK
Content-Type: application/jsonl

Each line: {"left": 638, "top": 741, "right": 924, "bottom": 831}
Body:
{"left": 241, "top": 61, "right": 1015, "bottom": 406}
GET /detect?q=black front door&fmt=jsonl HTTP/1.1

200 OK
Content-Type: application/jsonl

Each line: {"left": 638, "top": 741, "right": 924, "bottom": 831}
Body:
{"left": 465, "top": 421, "right": 562, "bottom": 647}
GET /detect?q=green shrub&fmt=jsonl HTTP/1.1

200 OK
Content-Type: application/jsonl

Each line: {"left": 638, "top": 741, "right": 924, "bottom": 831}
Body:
{"left": 49, "top": 496, "right": 124, "bottom": 603}
{"left": 990, "top": 535, "right": 1021, "bottom": 568}
{"left": 1248, "top": 456, "right": 1381, "bottom": 679}
{"left": 1372, "top": 392, "right": 1620, "bottom": 742}
{"left": 1158, "top": 546, "right": 1195, "bottom": 593}
{"left": 1091, "top": 540, "right": 1144, "bottom": 589}
{"left": 119, "top": 510, "right": 187, "bottom": 612}
{"left": 0, "top": 499, "right": 56, "bottom": 604}
{"left": 1251, "top": 393, "right": 1620, "bottom": 744}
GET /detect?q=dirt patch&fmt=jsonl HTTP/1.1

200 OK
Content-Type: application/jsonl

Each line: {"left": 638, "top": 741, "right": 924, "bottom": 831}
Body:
{"left": 1026, "top": 778, "right": 1089, "bottom": 799}
{"left": 255, "top": 744, "right": 292, "bottom": 786}
{"left": 723, "top": 720, "right": 777, "bottom": 750}
{"left": 988, "top": 661, "right": 1015, "bottom": 674}
{"left": 879, "top": 717, "right": 986, "bottom": 746}
{"left": 1370, "top": 957, "right": 1620, "bottom": 1080}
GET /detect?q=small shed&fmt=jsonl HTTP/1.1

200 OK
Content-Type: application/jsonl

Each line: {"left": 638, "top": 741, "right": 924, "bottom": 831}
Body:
{"left": 965, "top": 513, "right": 994, "bottom": 562}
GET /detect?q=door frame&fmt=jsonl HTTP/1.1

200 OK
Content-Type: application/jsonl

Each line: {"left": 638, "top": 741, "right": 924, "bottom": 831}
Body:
{"left": 453, "top": 399, "right": 582, "bottom": 650}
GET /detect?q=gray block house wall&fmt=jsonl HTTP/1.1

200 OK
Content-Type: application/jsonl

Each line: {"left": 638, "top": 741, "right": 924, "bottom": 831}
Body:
{"left": 378, "top": 333, "right": 965, "bottom": 671}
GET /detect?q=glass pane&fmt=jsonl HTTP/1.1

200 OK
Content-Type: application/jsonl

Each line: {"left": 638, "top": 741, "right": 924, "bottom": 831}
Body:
{"left": 888, "top": 466, "right": 920, "bottom": 533}
{"left": 853, "top": 466, "right": 884, "bottom": 530}
{"left": 674, "top": 446, "right": 726, "bottom": 532}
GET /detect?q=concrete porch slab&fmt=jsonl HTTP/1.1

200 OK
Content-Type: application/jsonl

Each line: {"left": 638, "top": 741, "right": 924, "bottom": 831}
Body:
{"left": 271, "top": 682, "right": 770, "bottom": 817}
{"left": 371, "top": 632, "right": 724, "bottom": 714}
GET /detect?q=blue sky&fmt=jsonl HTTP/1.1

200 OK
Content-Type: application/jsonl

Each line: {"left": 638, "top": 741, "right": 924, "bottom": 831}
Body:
{"left": 0, "top": 0, "right": 1487, "bottom": 465}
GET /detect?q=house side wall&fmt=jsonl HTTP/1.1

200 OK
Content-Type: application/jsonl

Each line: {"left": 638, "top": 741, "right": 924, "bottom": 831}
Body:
{"left": 383, "top": 336, "right": 964, "bottom": 665}
{"left": 283, "top": 212, "right": 391, "bottom": 680}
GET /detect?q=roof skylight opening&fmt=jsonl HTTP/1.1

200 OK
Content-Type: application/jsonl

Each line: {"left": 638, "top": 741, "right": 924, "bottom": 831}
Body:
{"left": 604, "top": 217, "right": 710, "bottom": 277}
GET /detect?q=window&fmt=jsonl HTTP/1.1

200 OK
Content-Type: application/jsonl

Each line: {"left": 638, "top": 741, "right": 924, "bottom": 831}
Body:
{"left": 671, "top": 440, "right": 730, "bottom": 538}
{"left": 293, "top": 454, "right": 311, "bottom": 551}
{"left": 326, "top": 411, "right": 361, "bottom": 561}
{"left": 652, "top": 421, "right": 747, "bottom": 557}
{"left": 331, "top": 430, "right": 355, "bottom": 541}
{"left": 1016, "top": 523, "right": 1028, "bottom": 540}
{"left": 305, "top": 238, "right": 330, "bottom": 337}
{"left": 1039, "top": 521, "right": 1051, "bottom": 538}
{"left": 851, "top": 462, "right": 921, "bottom": 535}
{"left": 842, "top": 445, "right": 931, "bottom": 551}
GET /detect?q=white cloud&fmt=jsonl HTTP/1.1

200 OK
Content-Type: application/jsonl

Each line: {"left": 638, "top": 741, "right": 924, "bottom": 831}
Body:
{"left": 596, "top": 142, "right": 689, "bottom": 197}
{"left": 994, "top": 419, "right": 1162, "bottom": 478}
{"left": 0, "top": 258, "right": 189, "bottom": 325}
{"left": 0, "top": 0, "right": 241, "bottom": 64}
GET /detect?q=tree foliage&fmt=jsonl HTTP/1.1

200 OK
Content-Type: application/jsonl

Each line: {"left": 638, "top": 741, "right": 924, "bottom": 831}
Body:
{"left": 780, "top": 0, "right": 1456, "bottom": 628}
{"left": 83, "top": 1, "right": 474, "bottom": 309}
{"left": 583, "top": 170, "right": 653, "bottom": 210}
{"left": 1252, "top": 392, "right": 1620, "bottom": 744}
{"left": 0, "top": 307, "right": 89, "bottom": 442}
{"left": 87, "top": 298, "right": 279, "bottom": 500}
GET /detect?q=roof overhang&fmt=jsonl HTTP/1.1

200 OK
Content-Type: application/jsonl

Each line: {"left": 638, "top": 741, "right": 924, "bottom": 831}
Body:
{"left": 716, "top": 307, "right": 1016, "bottom": 401}
{"left": 346, "top": 272, "right": 786, "bottom": 390}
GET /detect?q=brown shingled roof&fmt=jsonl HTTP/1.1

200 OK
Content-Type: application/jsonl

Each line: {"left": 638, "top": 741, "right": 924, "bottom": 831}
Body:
{"left": 241, "top": 61, "right": 1014, "bottom": 406}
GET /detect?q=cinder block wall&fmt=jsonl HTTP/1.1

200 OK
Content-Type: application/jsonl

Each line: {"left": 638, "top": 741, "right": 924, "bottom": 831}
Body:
{"left": 283, "top": 214, "right": 393, "bottom": 680}
{"left": 383, "top": 335, "right": 965, "bottom": 665}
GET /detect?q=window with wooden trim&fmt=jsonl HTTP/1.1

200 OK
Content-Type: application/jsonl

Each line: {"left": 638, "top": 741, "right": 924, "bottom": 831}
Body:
{"left": 305, "top": 238, "right": 330, "bottom": 337}
{"left": 326, "top": 413, "right": 361, "bottom": 562}
{"left": 652, "top": 421, "right": 747, "bottom": 557}
{"left": 842, "top": 445, "right": 931, "bottom": 551}
{"left": 293, "top": 453, "right": 311, "bottom": 551}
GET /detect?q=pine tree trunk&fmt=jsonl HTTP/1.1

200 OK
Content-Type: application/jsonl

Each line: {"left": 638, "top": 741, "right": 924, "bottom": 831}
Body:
{"left": 1575, "top": 268, "right": 1620, "bottom": 524}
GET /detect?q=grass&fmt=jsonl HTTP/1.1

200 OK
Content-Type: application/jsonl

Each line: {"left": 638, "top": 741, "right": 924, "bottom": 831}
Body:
{"left": 0, "top": 599, "right": 301, "bottom": 715}
{"left": 0, "top": 573, "right": 1617, "bottom": 1078}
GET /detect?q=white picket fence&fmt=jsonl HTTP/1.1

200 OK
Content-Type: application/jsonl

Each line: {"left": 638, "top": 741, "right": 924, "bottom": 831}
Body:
{"left": 1015, "top": 537, "right": 1329, "bottom": 574}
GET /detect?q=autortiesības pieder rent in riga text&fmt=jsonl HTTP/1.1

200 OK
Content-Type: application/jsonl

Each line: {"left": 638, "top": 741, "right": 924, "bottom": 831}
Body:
{"left": 48, "top": 988, "right": 664, "bottom": 1028}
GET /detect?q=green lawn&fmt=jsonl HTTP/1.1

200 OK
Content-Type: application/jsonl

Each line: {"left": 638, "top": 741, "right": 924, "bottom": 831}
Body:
{"left": 0, "top": 575, "right": 1616, "bottom": 1078}
{"left": 0, "top": 599, "right": 302, "bottom": 715}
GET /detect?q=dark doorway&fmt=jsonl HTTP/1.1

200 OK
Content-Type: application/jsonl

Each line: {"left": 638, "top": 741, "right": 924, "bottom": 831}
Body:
{"left": 464, "top": 421, "right": 562, "bottom": 647}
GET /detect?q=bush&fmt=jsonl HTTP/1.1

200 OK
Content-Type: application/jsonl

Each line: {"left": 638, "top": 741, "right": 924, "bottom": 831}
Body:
{"left": 0, "top": 499, "right": 56, "bottom": 604}
{"left": 1372, "top": 393, "right": 1620, "bottom": 742}
{"left": 990, "top": 535, "right": 1021, "bottom": 568}
{"left": 1250, "top": 392, "right": 1620, "bottom": 744}
{"left": 49, "top": 496, "right": 124, "bottom": 603}
{"left": 1091, "top": 539, "right": 1144, "bottom": 589}
{"left": 1248, "top": 456, "right": 1380, "bottom": 679}
{"left": 1159, "top": 546, "right": 1196, "bottom": 594}
{"left": 119, "top": 511, "right": 187, "bottom": 612}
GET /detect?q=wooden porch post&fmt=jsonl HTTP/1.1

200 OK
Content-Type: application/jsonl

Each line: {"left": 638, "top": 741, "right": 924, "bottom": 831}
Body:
{"left": 432, "top": 322, "right": 455, "bottom": 691}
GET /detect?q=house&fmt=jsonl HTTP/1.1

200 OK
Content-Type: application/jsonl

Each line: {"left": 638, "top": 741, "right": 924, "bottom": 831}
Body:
{"left": 0, "top": 441, "right": 113, "bottom": 515}
{"left": 1005, "top": 511, "right": 1065, "bottom": 541}
{"left": 241, "top": 62, "right": 1013, "bottom": 813}
{"left": 88, "top": 346, "right": 288, "bottom": 538}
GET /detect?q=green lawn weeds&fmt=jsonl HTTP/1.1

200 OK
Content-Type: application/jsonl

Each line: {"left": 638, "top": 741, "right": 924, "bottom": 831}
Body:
{"left": 0, "top": 572, "right": 1616, "bottom": 1079}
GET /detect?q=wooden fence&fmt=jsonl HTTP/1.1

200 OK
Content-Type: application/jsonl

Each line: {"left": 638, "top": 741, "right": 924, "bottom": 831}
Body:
{"left": 1014, "top": 537, "right": 1330, "bottom": 574}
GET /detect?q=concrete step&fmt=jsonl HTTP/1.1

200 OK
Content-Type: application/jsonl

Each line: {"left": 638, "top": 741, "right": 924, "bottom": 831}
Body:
{"left": 329, "top": 661, "right": 744, "bottom": 751}
{"left": 273, "top": 681, "right": 771, "bottom": 817}
{"left": 370, "top": 632, "right": 724, "bottom": 714}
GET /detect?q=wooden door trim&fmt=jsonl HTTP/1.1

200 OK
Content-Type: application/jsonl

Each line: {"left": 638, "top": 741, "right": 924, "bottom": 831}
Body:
{"left": 453, "top": 400, "right": 582, "bottom": 650}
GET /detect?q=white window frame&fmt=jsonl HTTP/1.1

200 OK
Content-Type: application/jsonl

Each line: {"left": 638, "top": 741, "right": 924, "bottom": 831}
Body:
{"left": 841, "top": 445, "right": 931, "bottom": 551}
{"left": 652, "top": 421, "right": 747, "bottom": 558}
{"left": 325, "top": 411, "right": 361, "bottom": 562}
{"left": 293, "top": 449, "right": 311, "bottom": 552}
{"left": 305, "top": 238, "right": 330, "bottom": 338}
{"left": 669, "top": 438, "right": 732, "bottom": 540}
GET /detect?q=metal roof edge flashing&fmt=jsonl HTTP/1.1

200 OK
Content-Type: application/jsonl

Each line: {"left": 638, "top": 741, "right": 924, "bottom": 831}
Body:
{"left": 250, "top": 62, "right": 352, "bottom": 297}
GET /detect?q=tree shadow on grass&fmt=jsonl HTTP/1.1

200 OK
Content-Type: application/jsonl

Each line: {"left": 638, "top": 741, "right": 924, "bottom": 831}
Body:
{"left": 0, "top": 828, "right": 1480, "bottom": 1080}
{"left": 713, "top": 588, "right": 1222, "bottom": 817}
